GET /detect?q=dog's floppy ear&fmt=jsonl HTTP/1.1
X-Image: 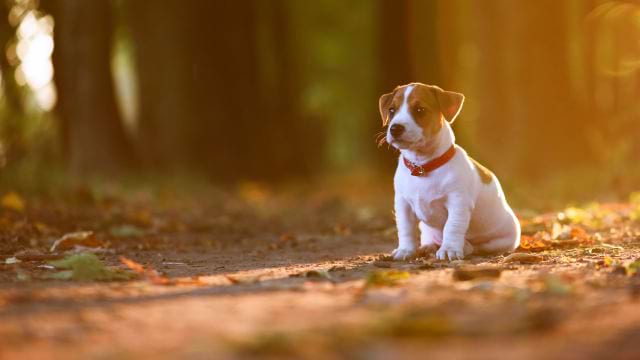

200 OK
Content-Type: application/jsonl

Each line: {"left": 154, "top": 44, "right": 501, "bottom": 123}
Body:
{"left": 435, "top": 88, "right": 465, "bottom": 123}
{"left": 378, "top": 92, "right": 394, "bottom": 126}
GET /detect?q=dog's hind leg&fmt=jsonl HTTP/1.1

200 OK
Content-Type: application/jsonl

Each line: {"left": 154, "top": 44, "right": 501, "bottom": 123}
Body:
{"left": 474, "top": 234, "right": 518, "bottom": 254}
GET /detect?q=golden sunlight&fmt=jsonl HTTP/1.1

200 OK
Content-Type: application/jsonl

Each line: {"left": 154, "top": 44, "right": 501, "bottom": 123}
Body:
{"left": 13, "top": 10, "right": 56, "bottom": 111}
{"left": 586, "top": 2, "right": 640, "bottom": 77}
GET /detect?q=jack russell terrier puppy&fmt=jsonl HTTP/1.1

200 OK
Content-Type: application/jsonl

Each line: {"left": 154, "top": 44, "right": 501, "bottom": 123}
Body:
{"left": 379, "top": 83, "right": 520, "bottom": 261}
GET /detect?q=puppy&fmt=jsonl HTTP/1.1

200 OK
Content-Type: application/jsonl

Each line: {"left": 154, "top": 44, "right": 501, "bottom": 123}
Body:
{"left": 379, "top": 83, "right": 520, "bottom": 261}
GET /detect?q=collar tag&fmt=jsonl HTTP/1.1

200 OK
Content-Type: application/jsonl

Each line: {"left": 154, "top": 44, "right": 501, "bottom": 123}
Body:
{"left": 403, "top": 145, "right": 456, "bottom": 177}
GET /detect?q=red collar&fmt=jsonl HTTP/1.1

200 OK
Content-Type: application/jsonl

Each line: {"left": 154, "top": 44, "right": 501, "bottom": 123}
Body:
{"left": 403, "top": 145, "right": 456, "bottom": 176}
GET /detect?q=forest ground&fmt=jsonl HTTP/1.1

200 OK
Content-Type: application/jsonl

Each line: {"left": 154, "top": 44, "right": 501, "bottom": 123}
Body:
{"left": 0, "top": 177, "right": 639, "bottom": 359}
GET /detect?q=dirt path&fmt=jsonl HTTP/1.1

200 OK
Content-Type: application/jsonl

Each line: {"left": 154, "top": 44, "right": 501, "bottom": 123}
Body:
{"left": 1, "top": 185, "right": 640, "bottom": 359}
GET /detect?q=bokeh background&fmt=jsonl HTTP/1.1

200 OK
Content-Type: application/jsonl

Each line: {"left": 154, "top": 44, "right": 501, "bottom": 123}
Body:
{"left": 1, "top": 0, "right": 639, "bottom": 207}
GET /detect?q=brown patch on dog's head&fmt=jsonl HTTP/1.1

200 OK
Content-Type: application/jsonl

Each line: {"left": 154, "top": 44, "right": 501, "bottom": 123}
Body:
{"left": 470, "top": 157, "right": 494, "bottom": 184}
{"left": 378, "top": 83, "right": 465, "bottom": 128}
{"left": 378, "top": 85, "right": 409, "bottom": 126}
{"left": 405, "top": 84, "right": 445, "bottom": 138}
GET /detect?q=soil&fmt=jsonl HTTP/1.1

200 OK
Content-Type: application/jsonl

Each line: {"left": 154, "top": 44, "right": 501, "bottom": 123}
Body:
{"left": 1, "top": 180, "right": 639, "bottom": 359}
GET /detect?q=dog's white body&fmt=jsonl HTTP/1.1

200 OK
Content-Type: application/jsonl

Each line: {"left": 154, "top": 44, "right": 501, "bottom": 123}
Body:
{"left": 384, "top": 84, "right": 520, "bottom": 260}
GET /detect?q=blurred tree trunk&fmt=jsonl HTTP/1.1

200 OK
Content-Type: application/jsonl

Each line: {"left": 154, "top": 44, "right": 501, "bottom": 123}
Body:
{"left": 127, "top": 0, "right": 194, "bottom": 169}
{"left": 407, "top": 0, "right": 441, "bottom": 84}
{"left": 123, "top": 0, "right": 318, "bottom": 180}
{"left": 0, "top": 3, "right": 26, "bottom": 164}
{"left": 378, "top": 0, "right": 414, "bottom": 91}
{"left": 189, "top": 0, "right": 315, "bottom": 180}
{"left": 0, "top": 4, "right": 21, "bottom": 114}
{"left": 188, "top": 0, "right": 261, "bottom": 179}
{"left": 255, "top": 0, "right": 320, "bottom": 179}
{"left": 51, "top": 0, "right": 134, "bottom": 175}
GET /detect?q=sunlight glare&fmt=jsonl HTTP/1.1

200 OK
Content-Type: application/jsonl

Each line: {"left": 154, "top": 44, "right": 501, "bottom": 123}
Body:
{"left": 17, "top": 11, "right": 38, "bottom": 39}
{"left": 586, "top": 2, "right": 640, "bottom": 77}
{"left": 13, "top": 11, "right": 56, "bottom": 111}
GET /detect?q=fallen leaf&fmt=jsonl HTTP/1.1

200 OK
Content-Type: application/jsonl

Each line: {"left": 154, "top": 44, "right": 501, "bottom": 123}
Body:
{"left": 1, "top": 192, "right": 25, "bottom": 212}
{"left": 225, "top": 274, "right": 263, "bottom": 285}
{"left": 291, "top": 269, "right": 332, "bottom": 280}
{"left": 599, "top": 243, "right": 623, "bottom": 251}
{"left": 377, "top": 254, "right": 395, "bottom": 261}
{"left": 503, "top": 253, "right": 544, "bottom": 264}
{"left": 5, "top": 257, "right": 20, "bottom": 264}
{"left": 603, "top": 256, "right": 614, "bottom": 267}
{"left": 50, "top": 231, "right": 105, "bottom": 252}
{"left": 109, "top": 224, "right": 145, "bottom": 237}
{"left": 119, "top": 256, "right": 204, "bottom": 285}
{"left": 603, "top": 257, "right": 640, "bottom": 276}
{"left": 46, "top": 270, "right": 74, "bottom": 280}
{"left": 365, "top": 270, "right": 410, "bottom": 287}
{"left": 627, "top": 259, "right": 640, "bottom": 276}
{"left": 47, "top": 253, "right": 135, "bottom": 281}
{"left": 119, "top": 256, "right": 170, "bottom": 285}
{"left": 225, "top": 275, "right": 243, "bottom": 284}
{"left": 519, "top": 235, "right": 548, "bottom": 251}
{"left": 373, "top": 260, "right": 393, "bottom": 268}
{"left": 453, "top": 266, "right": 502, "bottom": 281}
{"left": 569, "top": 226, "right": 588, "bottom": 240}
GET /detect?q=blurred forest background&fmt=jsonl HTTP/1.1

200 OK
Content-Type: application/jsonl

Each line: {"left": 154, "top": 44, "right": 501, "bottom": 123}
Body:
{"left": 1, "top": 0, "right": 640, "bottom": 207}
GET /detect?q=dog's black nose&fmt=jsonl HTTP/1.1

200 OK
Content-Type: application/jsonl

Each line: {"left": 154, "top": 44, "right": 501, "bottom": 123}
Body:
{"left": 389, "top": 124, "right": 405, "bottom": 138}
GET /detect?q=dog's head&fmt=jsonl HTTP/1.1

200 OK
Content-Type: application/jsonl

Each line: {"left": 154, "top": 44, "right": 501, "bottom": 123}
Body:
{"left": 379, "top": 83, "right": 464, "bottom": 151}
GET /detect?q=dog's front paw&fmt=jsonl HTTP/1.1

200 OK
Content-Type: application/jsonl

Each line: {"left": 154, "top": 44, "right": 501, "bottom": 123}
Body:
{"left": 435, "top": 244, "right": 465, "bottom": 261}
{"left": 391, "top": 247, "right": 416, "bottom": 261}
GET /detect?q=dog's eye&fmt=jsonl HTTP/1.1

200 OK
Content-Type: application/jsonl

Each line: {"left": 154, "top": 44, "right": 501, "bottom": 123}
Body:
{"left": 416, "top": 106, "right": 425, "bottom": 114}
{"left": 389, "top": 107, "right": 395, "bottom": 114}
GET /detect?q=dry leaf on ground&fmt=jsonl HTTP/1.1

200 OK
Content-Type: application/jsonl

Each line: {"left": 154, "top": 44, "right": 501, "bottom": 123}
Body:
{"left": 47, "top": 253, "right": 135, "bottom": 281}
{"left": 50, "top": 231, "right": 105, "bottom": 252}
{"left": 120, "top": 256, "right": 205, "bottom": 286}
{"left": 453, "top": 266, "right": 502, "bottom": 281}
{"left": 503, "top": 253, "right": 544, "bottom": 264}
{"left": 1, "top": 192, "right": 25, "bottom": 212}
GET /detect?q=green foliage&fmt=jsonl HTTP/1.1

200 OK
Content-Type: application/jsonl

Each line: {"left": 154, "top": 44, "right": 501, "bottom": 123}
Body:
{"left": 47, "top": 253, "right": 135, "bottom": 281}
{"left": 290, "top": 0, "right": 378, "bottom": 169}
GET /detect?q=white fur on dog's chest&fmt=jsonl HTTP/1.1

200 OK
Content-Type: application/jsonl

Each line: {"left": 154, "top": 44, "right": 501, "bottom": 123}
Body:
{"left": 395, "top": 166, "right": 450, "bottom": 229}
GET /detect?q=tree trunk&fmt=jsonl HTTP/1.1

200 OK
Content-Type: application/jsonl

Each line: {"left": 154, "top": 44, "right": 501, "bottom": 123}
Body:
{"left": 51, "top": 0, "right": 134, "bottom": 175}
{"left": 189, "top": 0, "right": 264, "bottom": 180}
{"left": 0, "top": 3, "right": 26, "bottom": 164}
{"left": 255, "top": 0, "right": 321, "bottom": 179}
{"left": 127, "top": 0, "right": 194, "bottom": 169}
